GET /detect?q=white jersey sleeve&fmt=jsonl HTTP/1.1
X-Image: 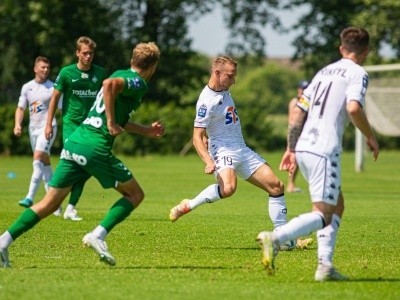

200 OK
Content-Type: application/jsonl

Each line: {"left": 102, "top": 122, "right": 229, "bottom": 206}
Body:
{"left": 17, "top": 82, "right": 30, "bottom": 111}
{"left": 295, "top": 58, "right": 368, "bottom": 156}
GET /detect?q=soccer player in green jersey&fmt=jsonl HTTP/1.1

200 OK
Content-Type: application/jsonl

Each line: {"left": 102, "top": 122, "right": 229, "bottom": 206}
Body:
{"left": 0, "top": 42, "right": 163, "bottom": 268}
{"left": 45, "top": 36, "right": 107, "bottom": 221}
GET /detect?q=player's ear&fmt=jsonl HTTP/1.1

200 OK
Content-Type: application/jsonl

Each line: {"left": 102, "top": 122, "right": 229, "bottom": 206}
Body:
{"left": 339, "top": 45, "right": 344, "bottom": 55}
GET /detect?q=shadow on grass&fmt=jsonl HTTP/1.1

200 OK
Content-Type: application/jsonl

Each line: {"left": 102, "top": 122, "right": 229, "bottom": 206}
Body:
{"left": 17, "top": 265, "right": 246, "bottom": 270}
{"left": 347, "top": 278, "right": 400, "bottom": 282}
{"left": 198, "top": 246, "right": 316, "bottom": 251}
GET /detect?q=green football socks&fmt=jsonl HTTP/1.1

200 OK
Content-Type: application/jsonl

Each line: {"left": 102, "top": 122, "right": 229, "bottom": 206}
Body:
{"left": 8, "top": 208, "right": 40, "bottom": 240}
{"left": 100, "top": 198, "right": 134, "bottom": 232}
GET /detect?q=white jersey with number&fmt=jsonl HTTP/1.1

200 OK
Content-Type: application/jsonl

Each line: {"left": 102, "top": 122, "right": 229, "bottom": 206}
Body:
{"left": 194, "top": 85, "right": 246, "bottom": 150}
{"left": 17, "top": 79, "right": 57, "bottom": 129}
{"left": 296, "top": 58, "right": 368, "bottom": 156}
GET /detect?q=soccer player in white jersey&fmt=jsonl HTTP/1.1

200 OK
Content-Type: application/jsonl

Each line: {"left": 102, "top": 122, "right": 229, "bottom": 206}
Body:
{"left": 14, "top": 56, "right": 61, "bottom": 208}
{"left": 169, "top": 56, "right": 311, "bottom": 250}
{"left": 256, "top": 27, "right": 379, "bottom": 281}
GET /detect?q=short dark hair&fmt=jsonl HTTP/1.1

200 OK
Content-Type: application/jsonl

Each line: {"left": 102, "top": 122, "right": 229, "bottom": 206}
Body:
{"left": 340, "top": 27, "right": 369, "bottom": 55}
{"left": 34, "top": 56, "right": 50, "bottom": 66}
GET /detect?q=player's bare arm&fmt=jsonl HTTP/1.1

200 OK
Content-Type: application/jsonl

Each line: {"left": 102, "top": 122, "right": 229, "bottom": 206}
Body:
{"left": 124, "top": 121, "right": 165, "bottom": 138}
{"left": 193, "top": 127, "right": 215, "bottom": 175}
{"left": 347, "top": 100, "right": 379, "bottom": 160}
{"left": 45, "top": 89, "right": 62, "bottom": 140}
{"left": 13, "top": 107, "right": 24, "bottom": 137}
{"left": 280, "top": 106, "right": 306, "bottom": 174}
{"left": 287, "top": 105, "right": 307, "bottom": 151}
{"left": 103, "top": 78, "right": 124, "bottom": 136}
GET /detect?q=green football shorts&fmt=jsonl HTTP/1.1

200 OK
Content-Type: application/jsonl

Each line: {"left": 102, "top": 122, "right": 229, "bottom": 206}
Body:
{"left": 50, "top": 141, "right": 133, "bottom": 189}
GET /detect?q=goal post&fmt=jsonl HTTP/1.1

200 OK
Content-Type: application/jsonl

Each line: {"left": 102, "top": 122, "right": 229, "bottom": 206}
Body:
{"left": 355, "top": 63, "right": 400, "bottom": 172}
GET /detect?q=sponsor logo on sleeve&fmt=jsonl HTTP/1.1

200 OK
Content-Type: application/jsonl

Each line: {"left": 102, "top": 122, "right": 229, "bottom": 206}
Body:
{"left": 198, "top": 104, "right": 207, "bottom": 117}
{"left": 127, "top": 78, "right": 142, "bottom": 89}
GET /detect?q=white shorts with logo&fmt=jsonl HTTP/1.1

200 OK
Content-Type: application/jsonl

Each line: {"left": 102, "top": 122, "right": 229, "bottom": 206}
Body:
{"left": 296, "top": 151, "right": 341, "bottom": 206}
{"left": 29, "top": 125, "right": 57, "bottom": 155}
{"left": 211, "top": 146, "right": 266, "bottom": 180}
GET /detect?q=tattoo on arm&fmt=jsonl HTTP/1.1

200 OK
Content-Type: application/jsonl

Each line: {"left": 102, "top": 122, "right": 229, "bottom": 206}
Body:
{"left": 288, "top": 123, "right": 303, "bottom": 151}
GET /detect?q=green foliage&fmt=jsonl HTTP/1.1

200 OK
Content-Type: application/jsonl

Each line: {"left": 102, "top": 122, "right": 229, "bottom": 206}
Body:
{"left": 0, "top": 0, "right": 125, "bottom": 101}
{"left": 286, "top": 0, "right": 400, "bottom": 75}
{"left": 0, "top": 0, "right": 290, "bottom": 106}
{"left": 0, "top": 152, "right": 400, "bottom": 299}
{"left": 232, "top": 60, "right": 302, "bottom": 114}
{"left": 354, "top": 0, "right": 400, "bottom": 59}
{"left": 220, "top": 0, "right": 283, "bottom": 58}
{"left": 0, "top": 105, "right": 19, "bottom": 155}
{"left": 113, "top": 102, "right": 196, "bottom": 155}
{"left": 2, "top": 0, "right": 400, "bottom": 107}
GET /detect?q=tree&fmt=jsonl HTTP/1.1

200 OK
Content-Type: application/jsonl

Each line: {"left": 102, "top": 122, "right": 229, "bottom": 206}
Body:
{"left": 103, "top": 0, "right": 285, "bottom": 105}
{"left": 285, "top": 0, "right": 400, "bottom": 76}
{"left": 221, "top": 0, "right": 282, "bottom": 58}
{"left": 0, "top": 0, "right": 124, "bottom": 102}
{"left": 352, "top": 0, "right": 400, "bottom": 59}
{"left": 0, "top": 0, "right": 287, "bottom": 105}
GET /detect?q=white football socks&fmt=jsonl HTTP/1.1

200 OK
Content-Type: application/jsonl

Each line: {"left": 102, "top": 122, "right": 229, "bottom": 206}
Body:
{"left": 26, "top": 160, "right": 44, "bottom": 199}
{"left": 274, "top": 211, "right": 325, "bottom": 245}
{"left": 92, "top": 225, "right": 107, "bottom": 240}
{"left": 268, "top": 195, "right": 288, "bottom": 229}
{"left": 317, "top": 213, "right": 341, "bottom": 267}
{"left": 42, "top": 164, "right": 53, "bottom": 192}
{"left": 65, "top": 204, "right": 76, "bottom": 214}
{"left": 187, "top": 184, "right": 221, "bottom": 210}
{"left": 0, "top": 231, "right": 13, "bottom": 249}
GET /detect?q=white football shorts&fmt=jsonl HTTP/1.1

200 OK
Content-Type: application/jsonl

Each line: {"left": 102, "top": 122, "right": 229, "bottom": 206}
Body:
{"left": 29, "top": 125, "right": 57, "bottom": 155}
{"left": 296, "top": 151, "right": 341, "bottom": 206}
{"left": 212, "top": 146, "right": 266, "bottom": 180}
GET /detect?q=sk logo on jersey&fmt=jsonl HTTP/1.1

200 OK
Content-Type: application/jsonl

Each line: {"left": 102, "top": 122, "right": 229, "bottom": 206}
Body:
{"left": 225, "top": 106, "right": 238, "bottom": 125}
{"left": 198, "top": 104, "right": 207, "bottom": 117}
{"left": 30, "top": 101, "right": 42, "bottom": 114}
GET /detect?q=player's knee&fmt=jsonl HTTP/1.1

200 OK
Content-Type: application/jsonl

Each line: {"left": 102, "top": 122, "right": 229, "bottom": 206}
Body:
{"left": 323, "top": 213, "right": 333, "bottom": 226}
{"left": 126, "top": 189, "right": 145, "bottom": 207}
{"left": 219, "top": 185, "right": 236, "bottom": 198}
{"left": 32, "top": 159, "right": 43, "bottom": 169}
{"left": 269, "top": 179, "right": 285, "bottom": 195}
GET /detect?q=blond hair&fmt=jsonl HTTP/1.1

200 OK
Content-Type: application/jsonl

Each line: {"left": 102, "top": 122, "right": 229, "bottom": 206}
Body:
{"left": 131, "top": 42, "right": 160, "bottom": 70}
{"left": 76, "top": 36, "right": 97, "bottom": 51}
{"left": 212, "top": 56, "right": 237, "bottom": 71}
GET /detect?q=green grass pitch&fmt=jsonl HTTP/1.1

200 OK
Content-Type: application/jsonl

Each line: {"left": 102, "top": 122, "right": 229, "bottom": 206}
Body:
{"left": 0, "top": 151, "right": 399, "bottom": 299}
